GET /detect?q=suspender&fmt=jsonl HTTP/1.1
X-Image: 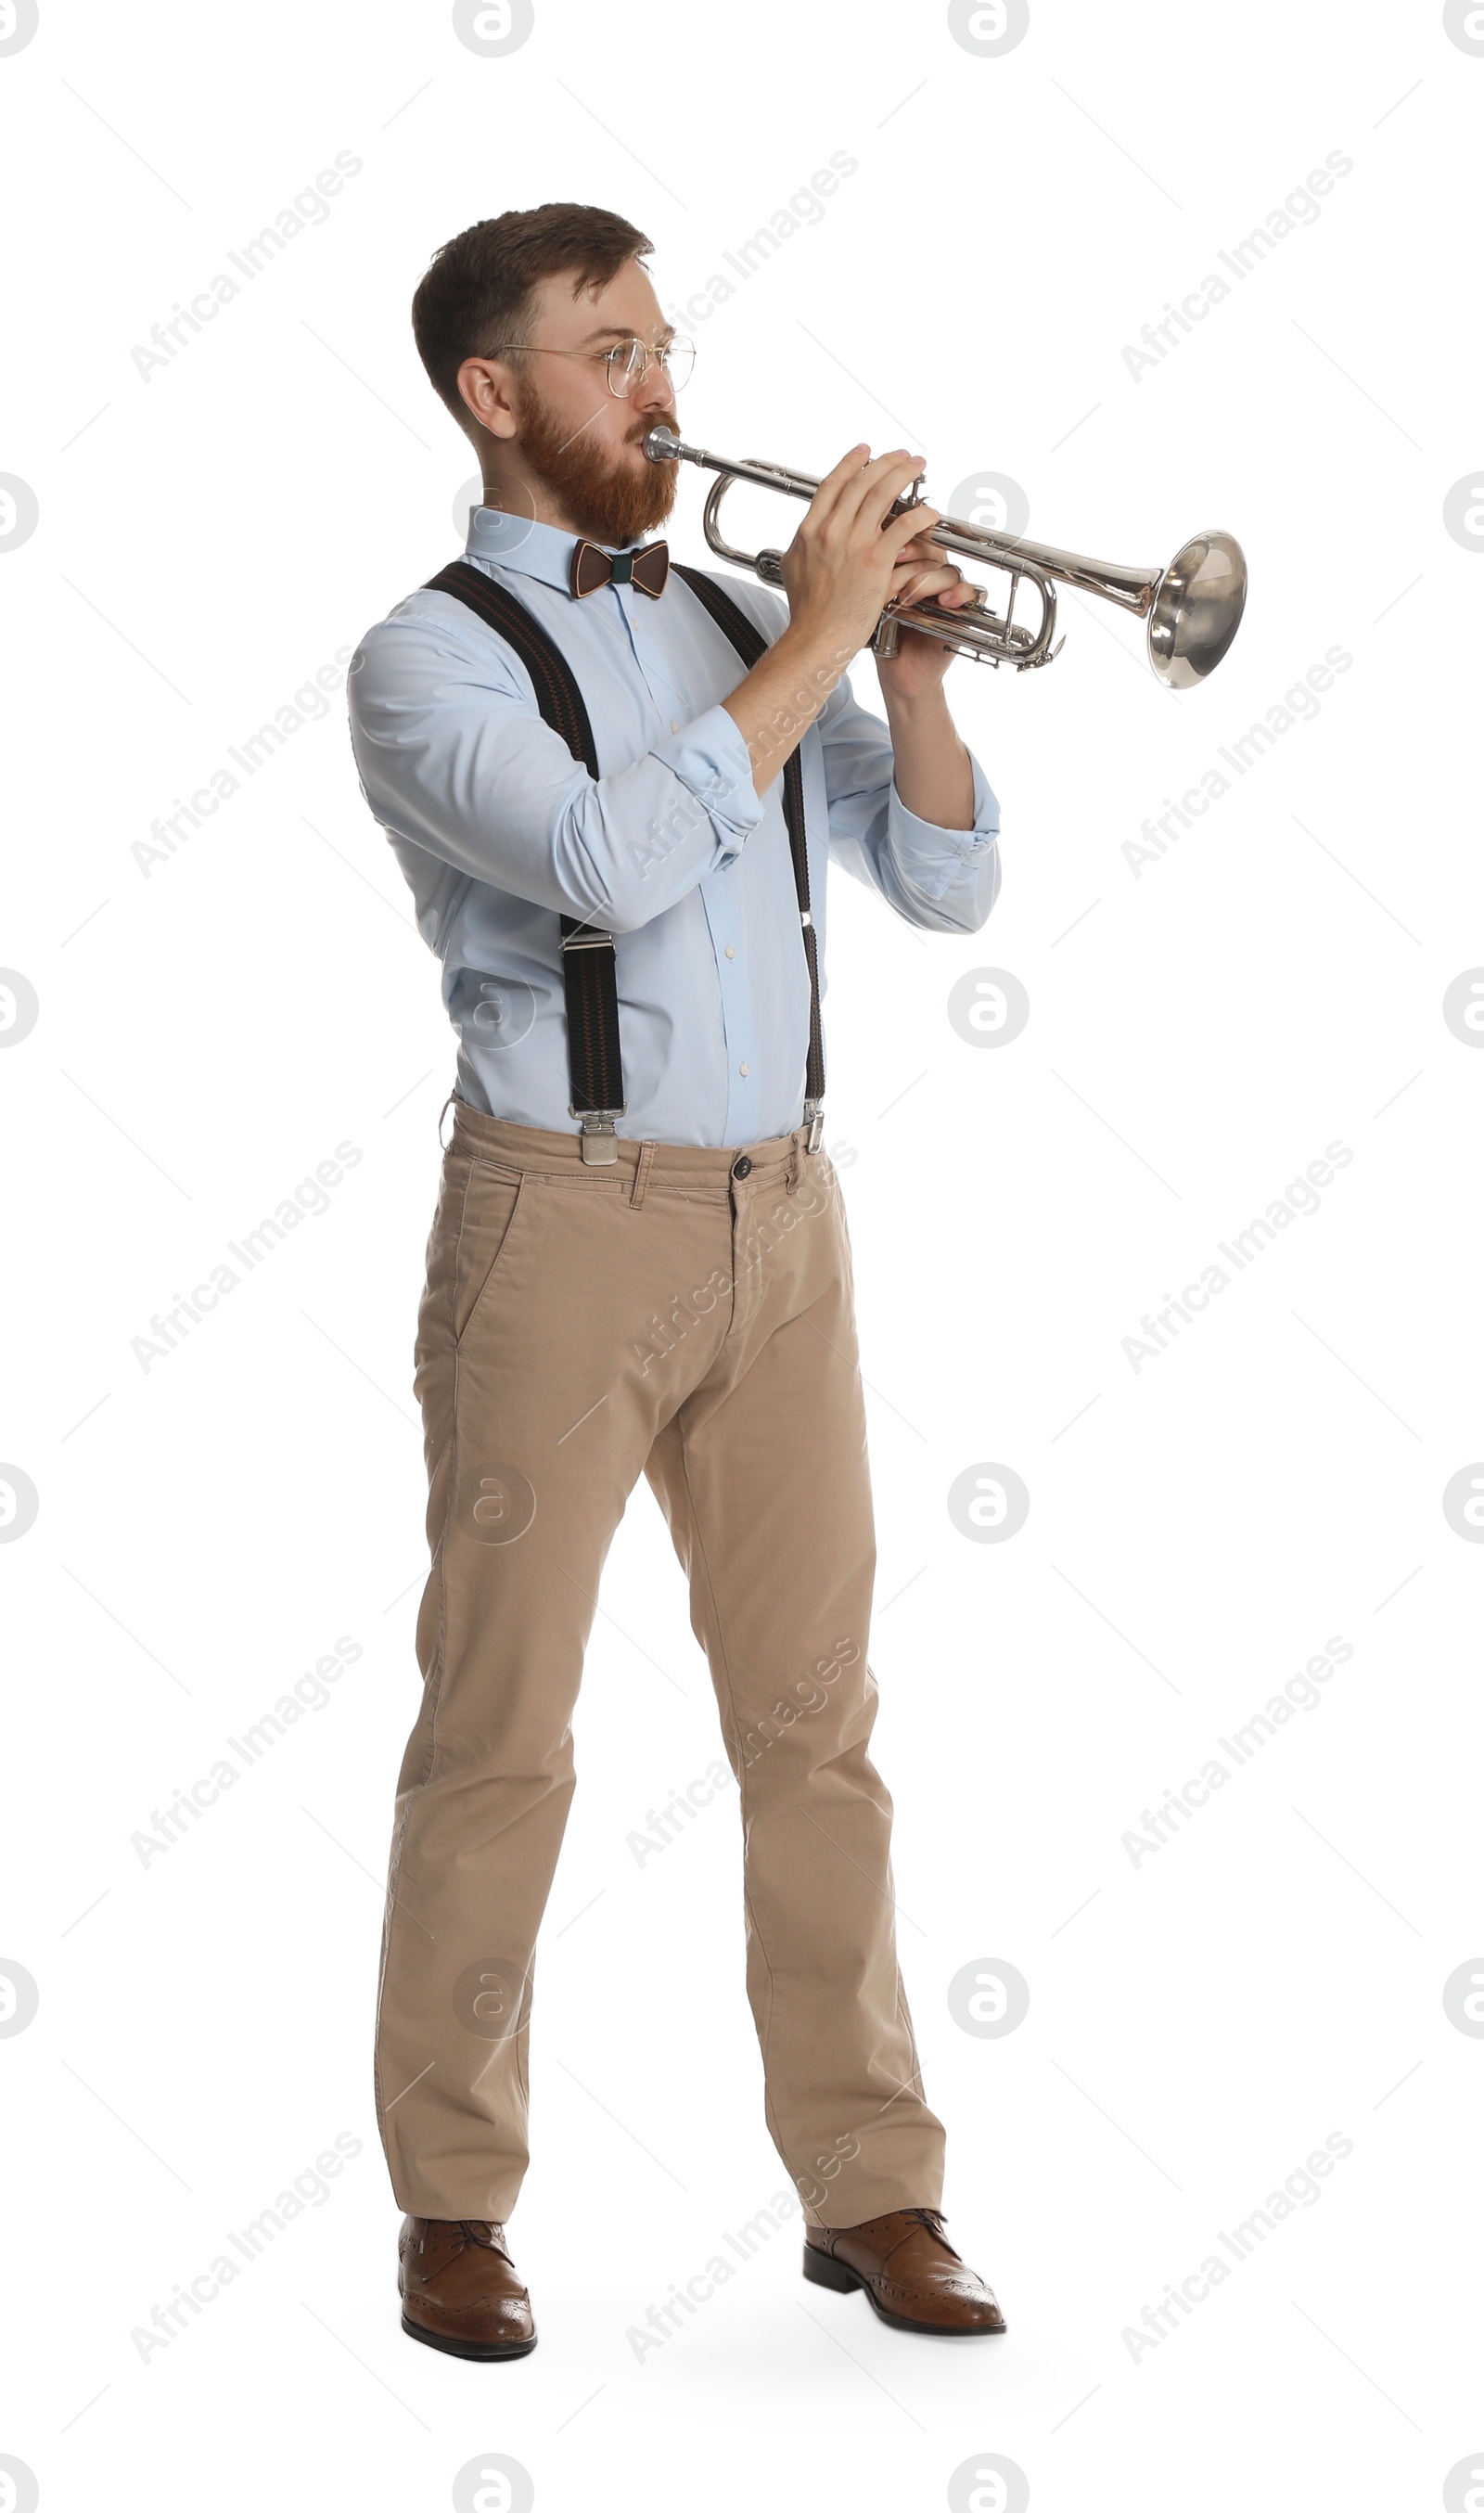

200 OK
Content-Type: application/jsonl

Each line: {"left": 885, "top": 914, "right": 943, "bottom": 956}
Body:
{"left": 421, "top": 561, "right": 624, "bottom": 1135}
{"left": 672, "top": 565, "right": 826, "bottom": 1148}
{"left": 423, "top": 557, "right": 825, "bottom": 1163}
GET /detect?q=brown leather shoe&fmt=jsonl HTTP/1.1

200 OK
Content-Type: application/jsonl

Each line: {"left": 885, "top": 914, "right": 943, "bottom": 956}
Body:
{"left": 398, "top": 2216, "right": 537, "bottom": 2359}
{"left": 803, "top": 2206, "right": 1007, "bottom": 2335}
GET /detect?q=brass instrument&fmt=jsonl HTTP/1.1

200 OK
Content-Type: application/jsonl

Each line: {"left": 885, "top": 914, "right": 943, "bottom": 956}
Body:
{"left": 643, "top": 423, "right": 1246, "bottom": 688}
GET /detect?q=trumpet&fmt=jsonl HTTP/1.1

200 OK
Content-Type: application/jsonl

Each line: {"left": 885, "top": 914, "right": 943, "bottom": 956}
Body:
{"left": 642, "top": 423, "right": 1246, "bottom": 689}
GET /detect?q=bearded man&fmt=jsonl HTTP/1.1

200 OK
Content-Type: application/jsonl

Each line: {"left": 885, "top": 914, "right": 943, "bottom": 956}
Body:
{"left": 347, "top": 200, "right": 1008, "bottom": 2360}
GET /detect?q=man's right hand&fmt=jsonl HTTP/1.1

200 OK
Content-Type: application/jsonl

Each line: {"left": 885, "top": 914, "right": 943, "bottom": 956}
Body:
{"left": 719, "top": 445, "right": 940, "bottom": 797}
{"left": 778, "top": 445, "right": 940, "bottom": 661}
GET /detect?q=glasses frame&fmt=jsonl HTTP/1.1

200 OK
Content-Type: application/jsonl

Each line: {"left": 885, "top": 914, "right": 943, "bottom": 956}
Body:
{"left": 483, "top": 335, "right": 695, "bottom": 399}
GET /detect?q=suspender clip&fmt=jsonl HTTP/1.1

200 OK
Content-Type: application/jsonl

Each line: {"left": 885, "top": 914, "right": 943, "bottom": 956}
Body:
{"left": 574, "top": 1109, "right": 625, "bottom": 1164}
{"left": 803, "top": 1102, "right": 825, "bottom": 1154}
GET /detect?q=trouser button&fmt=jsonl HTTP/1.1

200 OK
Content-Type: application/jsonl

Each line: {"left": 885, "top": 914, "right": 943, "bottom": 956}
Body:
{"left": 731, "top": 1154, "right": 753, "bottom": 1179}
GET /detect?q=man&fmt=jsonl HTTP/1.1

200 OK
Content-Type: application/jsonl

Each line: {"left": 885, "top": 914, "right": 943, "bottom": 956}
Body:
{"left": 347, "top": 201, "right": 1008, "bottom": 2360}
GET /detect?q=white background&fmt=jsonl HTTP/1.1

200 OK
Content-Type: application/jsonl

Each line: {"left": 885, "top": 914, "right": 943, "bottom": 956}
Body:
{"left": 2, "top": 2, "right": 1481, "bottom": 2508}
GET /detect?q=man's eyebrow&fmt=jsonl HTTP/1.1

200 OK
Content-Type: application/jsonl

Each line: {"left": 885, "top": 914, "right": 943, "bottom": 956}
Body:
{"left": 579, "top": 321, "right": 677, "bottom": 347}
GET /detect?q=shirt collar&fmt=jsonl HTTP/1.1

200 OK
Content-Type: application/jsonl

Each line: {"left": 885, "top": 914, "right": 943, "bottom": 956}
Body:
{"left": 464, "top": 505, "right": 661, "bottom": 599}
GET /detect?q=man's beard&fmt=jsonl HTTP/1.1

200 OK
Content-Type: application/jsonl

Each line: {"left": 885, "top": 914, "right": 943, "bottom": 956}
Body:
{"left": 513, "top": 378, "right": 678, "bottom": 546}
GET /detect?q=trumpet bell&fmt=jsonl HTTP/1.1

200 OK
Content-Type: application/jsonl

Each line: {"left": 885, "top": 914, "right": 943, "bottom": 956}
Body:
{"left": 1148, "top": 531, "right": 1247, "bottom": 690}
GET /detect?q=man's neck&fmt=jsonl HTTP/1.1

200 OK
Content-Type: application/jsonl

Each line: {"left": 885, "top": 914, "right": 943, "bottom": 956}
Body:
{"left": 479, "top": 472, "right": 584, "bottom": 541}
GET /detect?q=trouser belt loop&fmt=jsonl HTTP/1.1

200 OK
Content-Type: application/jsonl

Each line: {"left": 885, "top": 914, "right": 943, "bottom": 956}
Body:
{"left": 630, "top": 1139, "right": 658, "bottom": 1210}
{"left": 438, "top": 1090, "right": 457, "bottom": 1150}
{"left": 787, "top": 1129, "right": 802, "bottom": 1196}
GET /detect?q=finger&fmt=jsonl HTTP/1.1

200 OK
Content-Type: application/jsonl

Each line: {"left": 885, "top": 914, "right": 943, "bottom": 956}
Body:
{"left": 889, "top": 560, "right": 964, "bottom": 604}
{"left": 852, "top": 453, "right": 930, "bottom": 537}
{"left": 881, "top": 501, "right": 940, "bottom": 562}
{"left": 889, "top": 574, "right": 949, "bottom": 615}
{"left": 807, "top": 443, "right": 873, "bottom": 528}
{"left": 825, "top": 451, "right": 899, "bottom": 539}
{"left": 833, "top": 447, "right": 922, "bottom": 535}
{"left": 902, "top": 569, "right": 983, "bottom": 611}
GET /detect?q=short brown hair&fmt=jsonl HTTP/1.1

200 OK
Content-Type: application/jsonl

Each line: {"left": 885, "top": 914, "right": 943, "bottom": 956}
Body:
{"left": 412, "top": 202, "right": 653, "bottom": 430}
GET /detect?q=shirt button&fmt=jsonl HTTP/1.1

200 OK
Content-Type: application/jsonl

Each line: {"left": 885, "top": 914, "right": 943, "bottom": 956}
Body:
{"left": 738, "top": 1061, "right": 750, "bottom": 1077}
{"left": 724, "top": 944, "right": 736, "bottom": 959}
{"left": 731, "top": 1155, "right": 752, "bottom": 1179}
{"left": 670, "top": 719, "right": 680, "bottom": 732}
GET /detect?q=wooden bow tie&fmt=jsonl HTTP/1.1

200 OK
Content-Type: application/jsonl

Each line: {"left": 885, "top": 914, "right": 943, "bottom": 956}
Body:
{"left": 569, "top": 538, "right": 671, "bottom": 600}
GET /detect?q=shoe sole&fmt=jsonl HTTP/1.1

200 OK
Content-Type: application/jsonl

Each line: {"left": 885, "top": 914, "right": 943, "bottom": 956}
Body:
{"left": 801, "top": 2241, "right": 1007, "bottom": 2335}
{"left": 400, "top": 2309, "right": 537, "bottom": 2361}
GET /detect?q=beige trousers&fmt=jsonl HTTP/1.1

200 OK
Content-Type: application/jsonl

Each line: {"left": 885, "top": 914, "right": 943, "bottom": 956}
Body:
{"left": 374, "top": 1094, "right": 945, "bottom": 2225}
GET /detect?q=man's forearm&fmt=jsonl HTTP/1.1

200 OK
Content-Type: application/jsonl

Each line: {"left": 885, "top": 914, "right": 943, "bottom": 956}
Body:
{"left": 722, "top": 622, "right": 977, "bottom": 830}
{"left": 721, "top": 625, "right": 851, "bottom": 798}
{"left": 879, "top": 682, "right": 975, "bottom": 830}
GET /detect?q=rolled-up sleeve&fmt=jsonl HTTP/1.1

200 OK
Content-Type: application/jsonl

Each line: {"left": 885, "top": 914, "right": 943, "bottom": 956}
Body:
{"left": 816, "top": 667, "right": 1002, "bottom": 936}
{"left": 347, "top": 603, "right": 764, "bottom": 933}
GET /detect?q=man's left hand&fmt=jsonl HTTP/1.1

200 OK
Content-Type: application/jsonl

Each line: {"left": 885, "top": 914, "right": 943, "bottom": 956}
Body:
{"left": 873, "top": 534, "right": 984, "bottom": 702}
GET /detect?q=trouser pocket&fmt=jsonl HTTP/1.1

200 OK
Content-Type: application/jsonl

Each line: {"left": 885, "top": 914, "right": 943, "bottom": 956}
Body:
{"left": 454, "top": 1160, "right": 530, "bottom": 1345}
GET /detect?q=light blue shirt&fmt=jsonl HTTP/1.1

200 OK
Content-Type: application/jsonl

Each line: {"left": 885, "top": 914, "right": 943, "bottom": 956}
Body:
{"left": 347, "top": 506, "right": 1003, "bottom": 1148}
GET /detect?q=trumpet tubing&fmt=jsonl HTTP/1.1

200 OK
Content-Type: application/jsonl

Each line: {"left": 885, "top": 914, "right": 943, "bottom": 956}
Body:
{"left": 642, "top": 424, "right": 1246, "bottom": 689}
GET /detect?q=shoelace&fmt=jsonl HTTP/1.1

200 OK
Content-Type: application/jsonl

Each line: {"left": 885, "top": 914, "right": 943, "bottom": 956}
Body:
{"left": 896, "top": 2206, "right": 962, "bottom": 2262}
{"left": 419, "top": 2219, "right": 510, "bottom": 2280}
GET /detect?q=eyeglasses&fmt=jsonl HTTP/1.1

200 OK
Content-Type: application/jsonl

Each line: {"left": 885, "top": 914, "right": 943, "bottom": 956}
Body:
{"left": 488, "top": 334, "right": 696, "bottom": 398}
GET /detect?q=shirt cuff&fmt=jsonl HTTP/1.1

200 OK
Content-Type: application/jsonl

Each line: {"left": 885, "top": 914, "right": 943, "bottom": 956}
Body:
{"left": 887, "top": 754, "right": 1000, "bottom": 899}
{"left": 652, "top": 702, "right": 764, "bottom": 854}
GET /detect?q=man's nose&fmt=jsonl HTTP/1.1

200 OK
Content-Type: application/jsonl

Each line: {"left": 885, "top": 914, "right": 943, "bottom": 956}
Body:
{"left": 632, "top": 357, "right": 674, "bottom": 416}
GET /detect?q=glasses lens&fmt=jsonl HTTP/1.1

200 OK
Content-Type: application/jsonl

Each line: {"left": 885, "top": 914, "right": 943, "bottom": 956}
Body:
{"left": 607, "top": 340, "right": 644, "bottom": 397}
{"left": 659, "top": 336, "right": 695, "bottom": 393}
{"left": 606, "top": 337, "right": 696, "bottom": 396}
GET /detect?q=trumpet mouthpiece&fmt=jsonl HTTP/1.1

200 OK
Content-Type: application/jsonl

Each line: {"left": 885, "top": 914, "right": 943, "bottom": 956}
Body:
{"left": 642, "top": 425, "right": 682, "bottom": 464}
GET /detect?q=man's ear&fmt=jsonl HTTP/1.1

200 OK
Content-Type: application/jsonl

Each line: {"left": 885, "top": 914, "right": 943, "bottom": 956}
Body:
{"left": 456, "top": 354, "right": 520, "bottom": 442}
